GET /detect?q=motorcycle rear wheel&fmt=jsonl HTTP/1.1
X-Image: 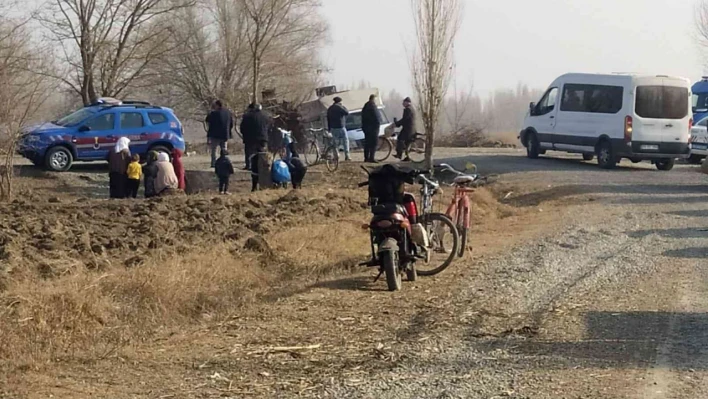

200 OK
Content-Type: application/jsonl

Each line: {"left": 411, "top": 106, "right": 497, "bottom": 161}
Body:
{"left": 380, "top": 238, "right": 402, "bottom": 291}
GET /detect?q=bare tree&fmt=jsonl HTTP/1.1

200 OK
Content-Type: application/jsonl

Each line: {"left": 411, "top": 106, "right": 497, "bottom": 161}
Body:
{"left": 38, "top": 0, "right": 193, "bottom": 105}
{"left": 0, "top": 15, "right": 56, "bottom": 200}
{"left": 238, "top": 0, "right": 324, "bottom": 103}
{"left": 410, "top": 0, "right": 463, "bottom": 169}
{"left": 154, "top": 0, "right": 326, "bottom": 125}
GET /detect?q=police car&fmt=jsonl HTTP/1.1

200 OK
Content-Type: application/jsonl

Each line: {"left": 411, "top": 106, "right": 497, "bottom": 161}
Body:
{"left": 689, "top": 115, "right": 708, "bottom": 164}
{"left": 18, "top": 98, "right": 185, "bottom": 171}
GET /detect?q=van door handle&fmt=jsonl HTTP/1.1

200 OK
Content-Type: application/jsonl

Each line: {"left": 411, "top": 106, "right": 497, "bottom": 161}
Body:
{"left": 665, "top": 124, "right": 673, "bottom": 128}
{"left": 550, "top": 116, "right": 555, "bottom": 119}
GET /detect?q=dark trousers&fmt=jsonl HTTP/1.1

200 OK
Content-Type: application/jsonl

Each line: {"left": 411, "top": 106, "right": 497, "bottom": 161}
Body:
{"left": 109, "top": 172, "right": 127, "bottom": 198}
{"left": 363, "top": 129, "right": 379, "bottom": 161}
{"left": 396, "top": 133, "right": 411, "bottom": 158}
{"left": 127, "top": 179, "right": 140, "bottom": 198}
{"left": 218, "top": 176, "right": 230, "bottom": 192}
{"left": 244, "top": 142, "right": 255, "bottom": 169}
{"left": 244, "top": 140, "right": 267, "bottom": 169}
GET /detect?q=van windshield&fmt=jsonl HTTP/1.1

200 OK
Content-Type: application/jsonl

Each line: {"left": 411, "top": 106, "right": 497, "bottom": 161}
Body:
{"left": 635, "top": 86, "right": 688, "bottom": 120}
{"left": 693, "top": 93, "right": 708, "bottom": 112}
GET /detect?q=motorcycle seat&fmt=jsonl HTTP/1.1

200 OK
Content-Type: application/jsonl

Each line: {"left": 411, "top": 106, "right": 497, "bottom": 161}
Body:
{"left": 371, "top": 203, "right": 406, "bottom": 216}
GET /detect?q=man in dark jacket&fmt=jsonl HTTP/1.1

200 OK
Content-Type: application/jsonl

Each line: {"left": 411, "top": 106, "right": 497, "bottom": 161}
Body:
{"left": 205, "top": 100, "right": 233, "bottom": 168}
{"left": 327, "top": 96, "right": 351, "bottom": 161}
{"left": 361, "top": 94, "right": 381, "bottom": 163}
{"left": 394, "top": 97, "right": 417, "bottom": 162}
{"left": 240, "top": 103, "right": 271, "bottom": 170}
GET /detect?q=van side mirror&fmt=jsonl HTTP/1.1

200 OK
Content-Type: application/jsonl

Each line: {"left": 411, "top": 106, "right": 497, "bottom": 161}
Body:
{"left": 529, "top": 102, "right": 536, "bottom": 116}
{"left": 78, "top": 125, "right": 91, "bottom": 132}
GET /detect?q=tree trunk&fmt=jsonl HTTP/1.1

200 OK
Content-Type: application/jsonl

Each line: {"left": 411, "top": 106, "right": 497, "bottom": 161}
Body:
{"left": 252, "top": 55, "right": 260, "bottom": 104}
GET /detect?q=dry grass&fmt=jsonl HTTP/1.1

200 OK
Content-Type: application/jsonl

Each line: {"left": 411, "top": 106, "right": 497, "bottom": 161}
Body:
{"left": 0, "top": 246, "right": 270, "bottom": 368}
{"left": 0, "top": 204, "right": 371, "bottom": 375}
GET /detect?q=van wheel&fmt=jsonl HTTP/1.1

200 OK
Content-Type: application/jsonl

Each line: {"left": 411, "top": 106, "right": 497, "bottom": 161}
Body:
{"left": 688, "top": 154, "right": 705, "bottom": 165}
{"left": 630, "top": 158, "right": 642, "bottom": 164}
{"left": 596, "top": 141, "right": 617, "bottom": 169}
{"left": 45, "top": 146, "right": 73, "bottom": 172}
{"left": 655, "top": 158, "right": 675, "bottom": 171}
{"left": 526, "top": 132, "right": 540, "bottom": 159}
{"left": 582, "top": 153, "right": 594, "bottom": 161}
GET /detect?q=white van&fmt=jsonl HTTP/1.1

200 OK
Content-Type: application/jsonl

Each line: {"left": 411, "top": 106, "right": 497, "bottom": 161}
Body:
{"left": 519, "top": 73, "right": 692, "bottom": 170}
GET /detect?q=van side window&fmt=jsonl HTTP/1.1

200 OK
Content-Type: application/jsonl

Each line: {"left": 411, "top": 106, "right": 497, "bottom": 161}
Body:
{"left": 536, "top": 87, "right": 558, "bottom": 115}
{"left": 561, "top": 84, "right": 623, "bottom": 114}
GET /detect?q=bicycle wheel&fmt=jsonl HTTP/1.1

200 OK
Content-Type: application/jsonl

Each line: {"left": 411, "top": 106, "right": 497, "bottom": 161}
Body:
{"left": 407, "top": 137, "right": 426, "bottom": 163}
{"left": 304, "top": 142, "right": 320, "bottom": 166}
{"left": 375, "top": 137, "right": 393, "bottom": 162}
{"left": 323, "top": 146, "right": 339, "bottom": 172}
{"left": 456, "top": 205, "right": 470, "bottom": 258}
{"left": 417, "top": 212, "right": 459, "bottom": 276}
{"left": 458, "top": 226, "right": 468, "bottom": 258}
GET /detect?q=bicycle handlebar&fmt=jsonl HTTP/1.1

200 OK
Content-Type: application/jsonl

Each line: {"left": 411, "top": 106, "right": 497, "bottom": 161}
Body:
{"left": 418, "top": 174, "right": 439, "bottom": 190}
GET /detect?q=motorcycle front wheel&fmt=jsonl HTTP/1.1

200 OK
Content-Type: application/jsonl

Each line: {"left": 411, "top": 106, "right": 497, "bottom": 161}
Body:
{"left": 417, "top": 213, "right": 459, "bottom": 276}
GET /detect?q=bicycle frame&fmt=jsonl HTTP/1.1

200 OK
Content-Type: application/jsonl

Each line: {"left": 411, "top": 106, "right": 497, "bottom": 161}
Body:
{"left": 445, "top": 185, "right": 475, "bottom": 230}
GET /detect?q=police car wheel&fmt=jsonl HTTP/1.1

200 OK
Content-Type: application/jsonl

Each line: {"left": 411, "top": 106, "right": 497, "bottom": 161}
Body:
{"left": 45, "top": 146, "right": 73, "bottom": 172}
{"left": 149, "top": 145, "right": 171, "bottom": 159}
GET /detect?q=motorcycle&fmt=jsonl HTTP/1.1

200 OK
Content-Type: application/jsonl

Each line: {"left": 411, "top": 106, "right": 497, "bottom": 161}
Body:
{"left": 358, "top": 164, "right": 428, "bottom": 291}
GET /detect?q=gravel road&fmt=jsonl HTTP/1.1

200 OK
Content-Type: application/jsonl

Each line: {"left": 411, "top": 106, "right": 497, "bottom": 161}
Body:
{"left": 298, "top": 150, "right": 708, "bottom": 398}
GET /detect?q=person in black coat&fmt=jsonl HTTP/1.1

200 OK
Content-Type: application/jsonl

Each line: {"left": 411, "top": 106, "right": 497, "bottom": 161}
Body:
{"left": 240, "top": 103, "right": 271, "bottom": 170}
{"left": 327, "top": 97, "right": 351, "bottom": 161}
{"left": 214, "top": 149, "right": 235, "bottom": 194}
{"left": 361, "top": 94, "right": 381, "bottom": 163}
{"left": 394, "top": 97, "right": 417, "bottom": 161}
{"left": 205, "top": 100, "right": 234, "bottom": 168}
{"left": 142, "top": 150, "right": 159, "bottom": 198}
{"left": 285, "top": 143, "right": 307, "bottom": 189}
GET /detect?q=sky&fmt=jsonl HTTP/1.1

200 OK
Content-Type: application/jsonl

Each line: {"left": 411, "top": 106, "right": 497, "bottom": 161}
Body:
{"left": 320, "top": 0, "right": 704, "bottom": 98}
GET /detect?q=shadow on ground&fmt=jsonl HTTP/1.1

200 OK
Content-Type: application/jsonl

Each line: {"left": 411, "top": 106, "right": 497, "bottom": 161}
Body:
{"left": 472, "top": 311, "right": 708, "bottom": 370}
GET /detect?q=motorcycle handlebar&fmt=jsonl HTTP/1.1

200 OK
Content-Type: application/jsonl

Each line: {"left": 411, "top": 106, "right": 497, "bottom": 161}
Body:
{"left": 358, "top": 181, "right": 369, "bottom": 188}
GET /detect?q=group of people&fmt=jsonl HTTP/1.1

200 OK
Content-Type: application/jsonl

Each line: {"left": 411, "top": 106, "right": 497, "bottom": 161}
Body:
{"left": 205, "top": 100, "right": 307, "bottom": 194}
{"left": 107, "top": 137, "right": 185, "bottom": 199}
{"left": 327, "top": 94, "right": 417, "bottom": 163}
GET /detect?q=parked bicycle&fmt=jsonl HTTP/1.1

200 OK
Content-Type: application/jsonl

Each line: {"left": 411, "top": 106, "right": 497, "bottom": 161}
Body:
{"left": 414, "top": 173, "right": 460, "bottom": 276}
{"left": 437, "top": 163, "right": 482, "bottom": 258}
{"left": 303, "top": 128, "right": 339, "bottom": 172}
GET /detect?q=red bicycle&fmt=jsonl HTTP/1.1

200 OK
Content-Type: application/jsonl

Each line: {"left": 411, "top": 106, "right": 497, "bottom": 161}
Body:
{"left": 438, "top": 163, "right": 479, "bottom": 257}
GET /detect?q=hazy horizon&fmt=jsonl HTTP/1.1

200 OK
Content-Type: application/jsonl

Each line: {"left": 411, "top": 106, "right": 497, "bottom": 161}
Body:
{"left": 321, "top": 0, "right": 705, "bottom": 99}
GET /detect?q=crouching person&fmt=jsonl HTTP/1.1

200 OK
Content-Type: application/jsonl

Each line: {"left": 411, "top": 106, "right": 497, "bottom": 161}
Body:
{"left": 285, "top": 143, "right": 307, "bottom": 189}
{"left": 155, "top": 152, "right": 179, "bottom": 196}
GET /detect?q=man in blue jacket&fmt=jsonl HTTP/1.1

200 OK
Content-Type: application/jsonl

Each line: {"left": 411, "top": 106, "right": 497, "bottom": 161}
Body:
{"left": 327, "top": 96, "right": 351, "bottom": 161}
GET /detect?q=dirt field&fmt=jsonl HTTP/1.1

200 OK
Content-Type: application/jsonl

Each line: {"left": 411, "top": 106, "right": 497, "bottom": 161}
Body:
{"left": 2, "top": 148, "right": 708, "bottom": 398}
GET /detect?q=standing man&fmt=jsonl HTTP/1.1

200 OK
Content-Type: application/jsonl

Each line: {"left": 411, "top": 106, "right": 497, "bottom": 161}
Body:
{"left": 240, "top": 103, "right": 270, "bottom": 170}
{"left": 205, "top": 100, "right": 233, "bottom": 168}
{"left": 327, "top": 96, "right": 351, "bottom": 161}
{"left": 361, "top": 94, "right": 381, "bottom": 163}
{"left": 394, "top": 97, "right": 417, "bottom": 162}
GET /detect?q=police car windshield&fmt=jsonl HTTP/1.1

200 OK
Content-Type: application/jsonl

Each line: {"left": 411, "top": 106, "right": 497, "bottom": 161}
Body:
{"left": 55, "top": 108, "right": 96, "bottom": 127}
